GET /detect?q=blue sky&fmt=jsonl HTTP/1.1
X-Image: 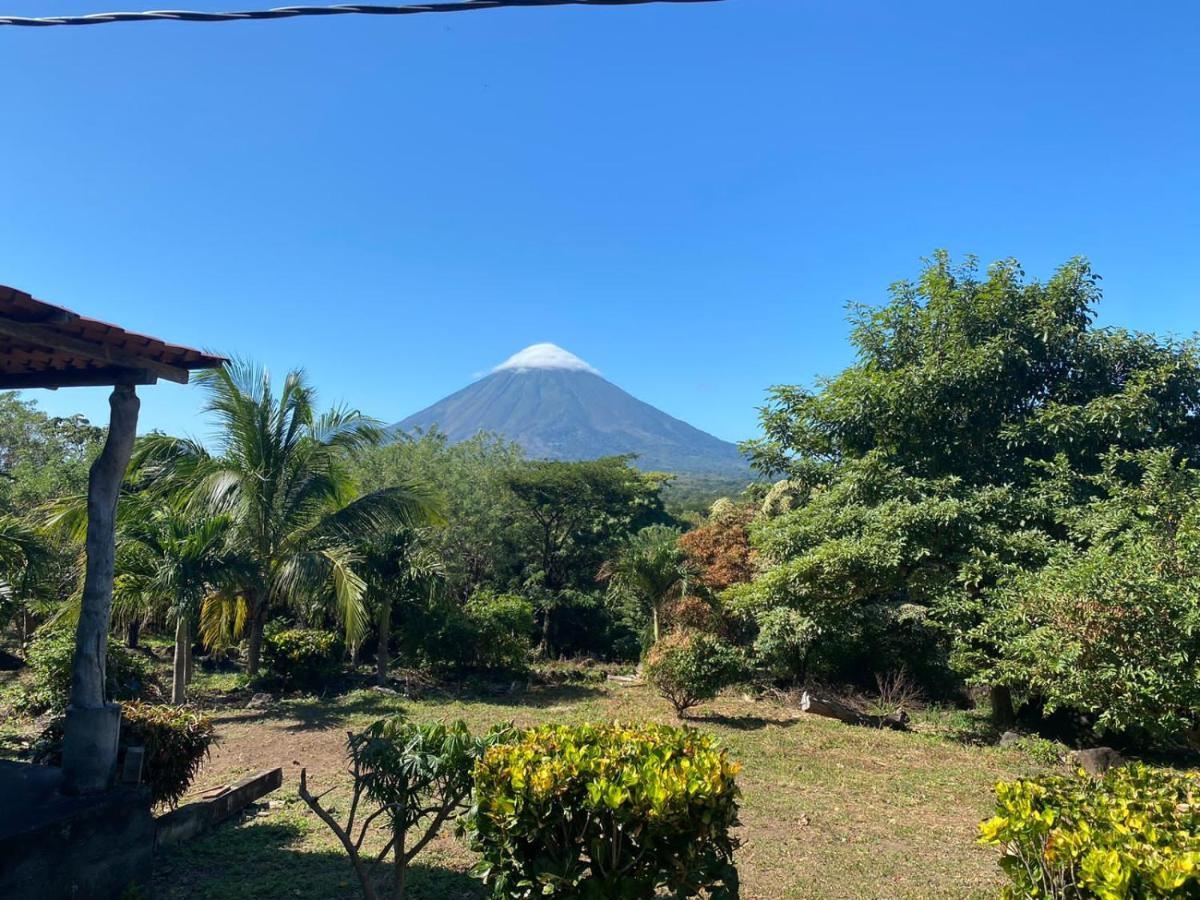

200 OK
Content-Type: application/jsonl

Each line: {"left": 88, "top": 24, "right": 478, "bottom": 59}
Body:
{"left": 2, "top": 0, "right": 1198, "bottom": 445}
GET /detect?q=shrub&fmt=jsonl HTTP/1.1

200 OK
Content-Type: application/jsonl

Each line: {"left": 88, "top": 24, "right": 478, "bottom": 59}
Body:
{"left": 20, "top": 629, "right": 159, "bottom": 714}
{"left": 299, "top": 717, "right": 513, "bottom": 900}
{"left": 644, "top": 631, "right": 745, "bottom": 717}
{"left": 752, "top": 607, "right": 818, "bottom": 683}
{"left": 30, "top": 701, "right": 215, "bottom": 807}
{"left": 263, "top": 626, "right": 341, "bottom": 689}
{"left": 464, "top": 591, "right": 534, "bottom": 673}
{"left": 465, "top": 721, "right": 741, "bottom": 899}
{"left": 121, "top": 701, "right": 217, "bottom": 806}
{"left": 979, "top": 764, "right": 1200, "bottom": 898}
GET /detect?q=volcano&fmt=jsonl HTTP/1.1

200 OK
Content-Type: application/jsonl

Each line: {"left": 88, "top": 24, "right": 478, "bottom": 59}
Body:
{"left": 392, "top": 344, "right": 748, "bottom": 477}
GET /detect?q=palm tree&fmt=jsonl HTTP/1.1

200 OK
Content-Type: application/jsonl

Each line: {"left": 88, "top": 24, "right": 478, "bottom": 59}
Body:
{"left": 0, "top": 514, "right": 51, "bottom": 640}
{"left": 358, "top": 527, "right": 445, "bottom": 686}
{"left": 138, "top": 360, "right": 440, "bottom": 676}
{"left": 114, "top": 498, "right": 247, "bottom": 704}
{"left": 599, "top": 524, "right": 696, "bottom": 646}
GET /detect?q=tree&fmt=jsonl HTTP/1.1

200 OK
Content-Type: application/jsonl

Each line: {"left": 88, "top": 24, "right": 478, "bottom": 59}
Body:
{"left": 0, "top": 393, "right": 103, "bottom": 640}
{"left": 113, "top": 498, "right": 247, "bottom": 704}
{"left": 740, "top": 253, "right": 1200, "bottom": 707}
{"left": 985, "top": 450, "right": 1200, "bottom": 748}
{"left": 139, "top": 360, "right": 439, "bottom": 675}
{"left": 0, "top": 392, "right": 102, "bottom": 517}
{"left": 353, "top": 429, "right": 524, "bottom": 601}
{"left": 678, "top": 497, "right": 757, "bottom": 593}
{"left": 503, "top": 456, "right": 671, "bottom": 655}
{"left": 357, "top": 527, "right": 445, "bottom": 686}
{"left": 599, "top": 524, "right": 695, "bottom": 646}
{"left": 0, "top": 514, "right": 51, "bottom": 638}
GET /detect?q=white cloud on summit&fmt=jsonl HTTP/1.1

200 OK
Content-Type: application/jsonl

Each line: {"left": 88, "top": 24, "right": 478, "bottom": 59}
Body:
{"left": 494, "top": 343, "right": 599, "bottom": 375}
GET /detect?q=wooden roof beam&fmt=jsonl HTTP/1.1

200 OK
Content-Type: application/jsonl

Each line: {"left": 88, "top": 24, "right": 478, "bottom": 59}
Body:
{"left": 0, "top": 367, "right": 157, "bottom": 390}
{"left": 0, "top": 317, "right": 190, "bottom": 384}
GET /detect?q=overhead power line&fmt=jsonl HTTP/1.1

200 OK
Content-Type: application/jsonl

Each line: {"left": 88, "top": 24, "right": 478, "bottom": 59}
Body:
{"left": 0, "top": 0, "right": 723, "bottom": 28}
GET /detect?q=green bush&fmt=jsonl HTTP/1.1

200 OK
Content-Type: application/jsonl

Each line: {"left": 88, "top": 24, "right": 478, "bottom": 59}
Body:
{"left": 464, "top": 591, "right": 534, "bottom": 673}
{"left": 644, "top": 631, "right": 745, "bottom": 717}
{"left": 121, "top": 701, "right": 217, "bottom": 806}
{"left": 979, "top": 764, "right": 1200, "bottom": 898}
{"left": 752, "top": 607, "right": 818, "bottom": 683}
{"left": 465, "top": 721, "right": 741, "bottom": 899}
{"left": 30, "top": 701, "right": 215, "bottom": 807}
{"left": 19, "top": 629, "right": 159, "bottom": 714}
{"left": 263, "top": 626, "right": 342, "bottom": 689}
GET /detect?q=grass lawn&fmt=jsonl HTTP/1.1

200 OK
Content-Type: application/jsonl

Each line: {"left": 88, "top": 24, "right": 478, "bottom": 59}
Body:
{"left": 145, "top": 676, "right": 1049, "bottom": 899}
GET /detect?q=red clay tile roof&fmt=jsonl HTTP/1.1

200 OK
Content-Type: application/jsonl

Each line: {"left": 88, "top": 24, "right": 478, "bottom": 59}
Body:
{"left": 0, "top": 284, "right": 225, "bottom": 390}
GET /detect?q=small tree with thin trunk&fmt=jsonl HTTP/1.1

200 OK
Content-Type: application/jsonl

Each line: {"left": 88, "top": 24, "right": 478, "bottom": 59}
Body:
{"left": 599, "top": 524, "right": 696, "bottom": 647}
{"left": 299, "top": 717, "right": 511, "bottom": 900}
{"left": 112, "top": 500, "right": 246, "bottom": 705}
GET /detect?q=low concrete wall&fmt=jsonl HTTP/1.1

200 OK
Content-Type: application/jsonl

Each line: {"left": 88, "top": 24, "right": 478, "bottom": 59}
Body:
{"left": 156, "top": 767, "right": 283, "bottom": 847}
{"left": 0, "top": 761, "right": 154, "bottom": 900}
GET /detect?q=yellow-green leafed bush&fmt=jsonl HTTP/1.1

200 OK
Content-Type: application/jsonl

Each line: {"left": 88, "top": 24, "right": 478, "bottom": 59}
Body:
{"left": 121, "top": 701, "right": 217, "bottom": 807}
{"left": 979, "top": 764, "right": 1200, "bottom": 898}
{"left": 465, "top": 721, "right": 741, "bottom": 898}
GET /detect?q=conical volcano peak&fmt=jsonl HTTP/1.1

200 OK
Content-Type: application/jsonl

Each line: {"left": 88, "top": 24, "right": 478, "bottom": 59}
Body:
{"left": 493, "top": 343, "right": 599, "bottom": 376}
{"left": 395, "top": 346, "right": 748, "bottom": 477}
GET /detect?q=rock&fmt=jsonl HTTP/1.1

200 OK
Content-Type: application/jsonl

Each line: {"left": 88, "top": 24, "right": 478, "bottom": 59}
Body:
{"left": 246, "top": 692, "right": 274, "bottom": 710}
{"left": 1073, "top": 746, "right": 1124, "bottom": 776}
{"left": 369, "top": 685, "right": 398, "bottom": 696}
{"left": 998, "top": 731, "right": 1022, "bottom": 748}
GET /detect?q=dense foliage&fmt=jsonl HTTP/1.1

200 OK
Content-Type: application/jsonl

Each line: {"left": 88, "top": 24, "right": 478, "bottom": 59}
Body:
{"left": 0, "top": 393, "right": 101, "bottom": 638}
{"left": 263, "top": 626, "right": 343, "bottom": 689}
{"left": 980, "top": 765, "right": 1200, "bottom": 898}
{"left": 121, "top": 701, "right": 217, "bottom": 806}
{"left": 20, "top": 629, "right": 159, "bottom": 713}
{"left": 466, "top": 721, "right": 741, "bottom": 898}
{"left": 738, "top": 253, "right": 1200, "bottom": 744}
{"left": 984, "top": 450, "right": 1200, "bottom": 746}
{"left": 643, "top": 631, "right": 745, "bottom": 717}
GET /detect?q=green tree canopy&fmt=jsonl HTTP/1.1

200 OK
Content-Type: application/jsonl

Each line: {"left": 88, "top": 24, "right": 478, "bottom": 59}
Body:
{"left": 739, "top": 253, "right": 1200, "bottom": 716}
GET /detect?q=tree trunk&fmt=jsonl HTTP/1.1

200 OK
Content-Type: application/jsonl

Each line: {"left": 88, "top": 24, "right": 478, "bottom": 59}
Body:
{"left": 651, "top": 605, "right": 660, "bottom": 644}
{"left": 126, "top": 619, "right": 140, "bottom": 649}
{"left": 376, "top": 600, "right": 391, "bottom": 686}
{"left": 185, "top": 631, "right": 195, "bottom": 685}
{"left": 63, "top": 384, "right": 139, "bottom": 794}
{"left": 539, "top": 605, "right": 553, "bottom": 658}
{"left": 245, "top": 601, "right": 267, "bottom": 677}
{"left": 172, "top": 617, "right": 189, "bottom": 705}
{"left": 800, "top": 691, "right": 909, "bottom": 731}
{"left": 990, "top": 684, "right": 1016, "bottom": 730}
{"left": 392, "top": 803, "right": 407, "bottom": 900}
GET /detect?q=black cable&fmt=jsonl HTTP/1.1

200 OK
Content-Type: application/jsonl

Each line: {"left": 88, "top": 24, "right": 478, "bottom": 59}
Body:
{"left": 0, "top": 0, "right": 724, "bottom": 28}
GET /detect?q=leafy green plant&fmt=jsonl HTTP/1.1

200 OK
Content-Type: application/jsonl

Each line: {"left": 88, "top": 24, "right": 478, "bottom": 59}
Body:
{"left": 979, "top": 764, "right": 1200, "bottom": 898}
{"left": 30, "top": 701, "right": 215, "bottom": 807}
{"left": 644, "top": 630, "right": 745, "bottom": 717}
{"left": 121, "top": 701, "right": 217, "bottom": 806}
{"left": 464, "top": 591, "right": 534, "bottom": 673}
{"left": 18, "top": 628, "right": 159, "bottom": 713}
{"left": 752, "top": 607, "right": 818, "bottom": 684}
{"left": 263, "top": 626, "right": 342, "bottom": 690}
{"left": 465, "top": 721, "right": 741, "bottom": 898}
{"left": 299, "top": 717, "right": 512, "bottom": 900}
